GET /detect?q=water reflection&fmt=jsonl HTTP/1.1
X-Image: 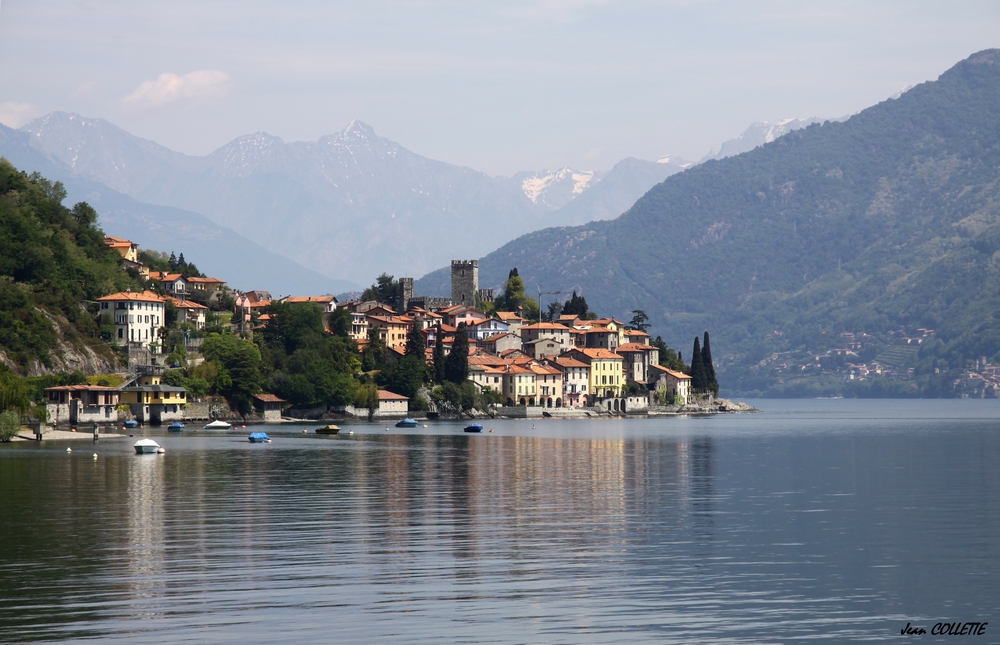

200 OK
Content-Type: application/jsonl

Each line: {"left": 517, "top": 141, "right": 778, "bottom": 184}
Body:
{"left": 1, "top": 408, "right": 998, "bottom": 644}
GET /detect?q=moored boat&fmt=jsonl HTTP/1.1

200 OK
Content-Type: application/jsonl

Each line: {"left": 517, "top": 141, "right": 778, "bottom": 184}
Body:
{"left": 395, "top": 418, "right": 418, "bottom": 428}
{"left": 123, "top": 420, "right": 139, "bottom": 428}
{"left": 248, "top": 432, "right": 271, "bottom": 443}
{"left": 463, "top": 424, "right": 483, "bottom": 433}
{"left": 316, "top": 425, "right": 341, "bottom": 434}
{"left": 134, "top": 439, "right": 160, "bottom": 454}
{"left": 167, "top": 421, "right": 185, "bottom": 431}
{"left": 204, "top": 420, "right": 232, "bottom": 430}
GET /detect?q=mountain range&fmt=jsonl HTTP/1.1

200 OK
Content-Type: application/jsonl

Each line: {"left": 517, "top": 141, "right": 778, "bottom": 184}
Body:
{"left": 11, "top": 114, "right": 691, "bottom": 287}
{"left": 415, "top": 49, "right": 1000, "bottom": 393}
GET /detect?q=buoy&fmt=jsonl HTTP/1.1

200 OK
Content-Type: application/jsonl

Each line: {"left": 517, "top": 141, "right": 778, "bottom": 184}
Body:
{"left": 348, "top": 430, "right": 354, "bottom": 435}
{"left": 66, "top": 447, "right": 72, "bottom": 452}
{"left": 93, "top": 453, "right": 98, "bottom": 459}
{"left": 302, "top": 429, "right": 307, "bottom": 433}
{"left": 423, "top": 424, "right": 427, "bottom": 428}
{"left": 71, "top": 428, "right": 76, "bottom": 432}
{"left": 156, "top": 448, "right": 166, "bottom": 454}
{"left": 241, "top": 425, "right": 246, "bottom": 429}
{"left": 489, "top": 429, "right": 494, "bottom": 433}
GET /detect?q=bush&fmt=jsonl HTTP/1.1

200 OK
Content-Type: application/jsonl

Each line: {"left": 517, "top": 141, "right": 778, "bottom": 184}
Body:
{"left": 0, "top": 410, "right": 20, "bottom": 442}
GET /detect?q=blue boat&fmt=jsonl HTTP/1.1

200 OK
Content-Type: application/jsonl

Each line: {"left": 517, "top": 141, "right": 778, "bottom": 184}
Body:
{"left": 248, "top": 432, "right": 271, "bottom": 443}
{"left": 167, "top": 421, "right": 185, "bottom": 431}
{"left": 123, "top": 420, "right": 139, "bottom": 428}
{"left": 395, "top": 418, "right": 418, "bottom": 428}
{"left": 463, "top": 423, "right": 483, "bottom": 433}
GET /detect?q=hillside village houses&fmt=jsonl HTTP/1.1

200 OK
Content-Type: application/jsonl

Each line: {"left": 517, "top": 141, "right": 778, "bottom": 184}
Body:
{"left": 94, "top": 239, "right": 695, "bottom": 422}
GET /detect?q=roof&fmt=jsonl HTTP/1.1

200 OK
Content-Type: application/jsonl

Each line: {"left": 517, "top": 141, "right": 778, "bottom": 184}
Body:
{"left": 166, "top": 296, "right": 208, "bottom": 309}
{"left": 554, "top": 357, "right": 589, "bottom": 369}
{"left": 148, "top": 272, "right": 185, "bottom": 282}
{"left": 495, "top": 311, "right": 527, "bottom": 322}
{"left": 616, "top": 342, "right": 656, "bottom": 353}
{"left": 367, "top": 315, "right": 410, "bottom": 325}
{"left": 482, "top": 332, "right": 511, "bottom": 342}
{"left": 624, "top": 329, "right": 650, "bottom": 337}
{"left": 254, "top": 393, "right": 286, "bottom": 403}
{"left": 284, "top": 295, "right": 337, "bottom": 304}
{"left": 575, "top": 348, "right": 622, "bottom": 360}
{"left": 530, "top": 364, "right": 562, "bottom": 375}
{"left": 45, "top": 384, "right": 121, "bottom": 392}
{"left": 104, "top": 235, "right": 134, "bottom": 245}
{"left": 123, "top": 384, "right": 188, "bottom": 392}
{"left": 98, "top": 290, "right": 165, "bottom": 303}
{"left": 522, "top": 322, "right": 568, "bottom": 330}
{"left": 377, "top": 389, "right": 409, "bottom": 400}
{"left": 650, "top": 364, "right": 691, "bottom": 379}
{"left": 524, "top": 338, "right": 562, "bottom": 346}
{"left": 186, "top": 276, "right": 226, "bottom": 284}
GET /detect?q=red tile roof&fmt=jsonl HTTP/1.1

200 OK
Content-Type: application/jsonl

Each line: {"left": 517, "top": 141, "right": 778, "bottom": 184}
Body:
{"left": 377, "top": 390, "right": 409, "bottom": 400}
{"left": 253, "top": 393, "right": 286, "bottom": 403}
{"left": 98, "top": 290, "right": 165, "bottom": 303}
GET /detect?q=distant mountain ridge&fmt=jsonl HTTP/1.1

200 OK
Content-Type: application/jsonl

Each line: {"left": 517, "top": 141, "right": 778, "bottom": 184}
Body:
{"left": 17, "top": 114, "right": 689, "bottom": 285}
{"left": 415, "top": 49, "right": 1000, "bottom": 394}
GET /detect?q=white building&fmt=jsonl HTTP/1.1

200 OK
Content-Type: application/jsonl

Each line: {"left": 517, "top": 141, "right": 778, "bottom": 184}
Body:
{"left": 98, "top": 290, "right": 166, "bottom": 352}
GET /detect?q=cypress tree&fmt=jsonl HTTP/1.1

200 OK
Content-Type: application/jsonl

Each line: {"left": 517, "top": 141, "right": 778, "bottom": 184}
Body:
{"left": 702, "top": 331, "right": 718, "bottom": 396}
{"left": 444, "top": 323, "right": 469, "bottom": 383}
{"left": 406, "top": 321, "right": 425, "bottom": 358}
{"left": 433, "top": 324, "right": 446, "bottom": 384}
{"left": 690, "top": 337, "right": 707, "bottom": 393}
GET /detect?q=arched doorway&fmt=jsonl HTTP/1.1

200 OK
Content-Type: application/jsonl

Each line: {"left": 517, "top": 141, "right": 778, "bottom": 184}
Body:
{"left": 506, "top": 398, "right": 513, "bottom": 407}
{"left": 621, "top": 399, "right": 627, "bottom": 413}
{"left": 607, "top": 400, "right": 612, "bottom": 411}
{"left": 556, "top": 398, "right": 562, "bottom": 408}
{"left": 519, "top": 397, "right": 526, "bottom": 406}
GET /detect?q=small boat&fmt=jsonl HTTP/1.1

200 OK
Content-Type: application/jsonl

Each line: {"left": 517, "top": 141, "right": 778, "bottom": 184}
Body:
{"left": 463, "top": 423, "right": 484, "bottom": 433}
{"left": 316, "top": 425, "right": 341, "bottom": 434}
{"left": 134, "top": 439, "right": 160, "bottom": 454}
{"left": 204, "top": 420, "right": 232, "bottom": 429}
{"left": 167, "top": 421, "right": 185, "bottom": 431}
{"left": 395, "top": 418, "right": 418, "bottom": 428}
{"left": 248, "top": 432, "right": 271, "bottom": 443}
{"left": 123, "top": 420, "right": 140, "bottom": 428}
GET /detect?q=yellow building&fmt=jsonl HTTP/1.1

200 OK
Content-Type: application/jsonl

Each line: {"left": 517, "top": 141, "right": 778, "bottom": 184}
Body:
{"left": 121, "top": 372, "right": 188, "bottom": 424}
{"left": 565, "top": 348, "right": 623, "bottom": 400}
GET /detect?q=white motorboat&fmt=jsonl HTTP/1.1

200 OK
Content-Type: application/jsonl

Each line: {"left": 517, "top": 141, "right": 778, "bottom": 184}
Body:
{"left": 134, "top": 439, "right": 160, "bottom": 455}
{"left": 204, "top": 420, "right": 232, "bottom": 429}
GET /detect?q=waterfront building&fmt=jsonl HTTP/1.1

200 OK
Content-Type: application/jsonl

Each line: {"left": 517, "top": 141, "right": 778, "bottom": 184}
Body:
{"left": 98, "top": 290, "right": 166, "bottom": 352}
{"left": 45, "top": 384, "right": 121, "bottom": 427}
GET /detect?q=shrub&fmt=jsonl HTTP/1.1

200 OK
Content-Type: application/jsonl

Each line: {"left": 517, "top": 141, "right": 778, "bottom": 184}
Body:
{"left": 0, "top": 410, "right": 20, "bottom": 442}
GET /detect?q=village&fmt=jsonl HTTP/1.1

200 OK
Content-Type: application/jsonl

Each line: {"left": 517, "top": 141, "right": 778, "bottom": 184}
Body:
{"left": 40, "top": 236, "right": 750, "bottom": 429}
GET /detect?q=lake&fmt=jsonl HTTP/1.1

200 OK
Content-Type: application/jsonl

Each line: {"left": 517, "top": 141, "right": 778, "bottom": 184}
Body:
{"left": 1, "top": 399, "right": 998, "bottom": 643}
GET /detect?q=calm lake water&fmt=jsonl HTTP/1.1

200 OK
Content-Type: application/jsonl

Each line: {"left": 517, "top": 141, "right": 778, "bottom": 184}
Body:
{"left": 1, "top": 399, "right": 998, "bottom": 643}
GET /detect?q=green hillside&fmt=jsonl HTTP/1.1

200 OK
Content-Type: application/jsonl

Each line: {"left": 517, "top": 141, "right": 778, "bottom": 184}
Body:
{"left": 416, "top": 49, "right": 1000, "bottom": 395}
{"left": 0, "top": 159, "right": 137, "bottom": 372}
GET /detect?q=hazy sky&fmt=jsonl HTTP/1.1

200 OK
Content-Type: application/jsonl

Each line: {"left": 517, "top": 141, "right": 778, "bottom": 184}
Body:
{"left": 1, "top": 1, "right": 998, "bottom": 176}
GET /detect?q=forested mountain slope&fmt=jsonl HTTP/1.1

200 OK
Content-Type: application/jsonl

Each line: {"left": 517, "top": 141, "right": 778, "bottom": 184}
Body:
{"left": 417, "top": 49, "right": 1000, "bottom": 393}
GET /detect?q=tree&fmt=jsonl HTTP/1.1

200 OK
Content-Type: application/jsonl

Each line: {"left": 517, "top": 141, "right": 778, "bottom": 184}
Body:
{"left": 383, "top": 355, "right": 425, "bottom": 400}
{"left": 495, "top": 268, "right": 538, "bottom": 319}
{"left": 443, "top": 322, "right": 469, "bottom": 383}
{"left": 0, "top": 372, "right": 31, "bottom": 418}
{"left": 561, "top": 291, "right": 589, "bottom": 317}
{"left": 71, "top": 202, "right": 97, "bottom": 228}
{"left": 361, "top": 273, "right": 398, "bottom": 309}
{"left": 433, "top": 324, "right": 446, "bottom": 383}
{"left": 362, "top": 327, "right": 387, "bottom": 372}
{"left": 629, "top": 310, "right": 650, "bottom": 332}
{"left": 353, "top": 382, "right": 379, "bottom": 421}
{"left": 690, "top": 336, "right": 707, "bottom": 393}
{"left": 406, "top": 321, "right": 425, "bottom": 358}
{"left": 702, "top": 331, "right": 719, "bottom": 396}
{"left": 0, "top": 410, "right": 19, "bottom": 442}
{"left": 201, "top": 333, "right": 264, "bottom": 413}
{"left": 168, "top": 252, "right": 178, "bottom": 271}
{"left": 546, "top": 301, "right": 561, "bottom": 322}
{"left": 652, "top": 336, "right": 686, "bottom": 372}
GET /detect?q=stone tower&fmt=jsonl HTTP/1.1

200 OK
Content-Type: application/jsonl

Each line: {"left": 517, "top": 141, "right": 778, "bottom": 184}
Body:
{"left": 451, "top": 260, "right": 479, "bottom": 306}
{"left": 397, "top": 277, "right": 414, "bottom": 313}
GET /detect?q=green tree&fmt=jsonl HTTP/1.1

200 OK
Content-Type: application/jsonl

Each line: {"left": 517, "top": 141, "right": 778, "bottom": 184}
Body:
{"left": 0, "top": 410, "right": 19, "bottom": 442}
{"left": 361, "top": 273, "right": 398, "bottom": 309}
{"left": 406, "top": 321, "right": 425, "bottom": 358}
{"left": 702, "top": 331, "right": 719, "bottom": 396}
{"left": 443, "top": 323, "right": 469, "bottom": 383}
{"left": 690, "top": 336, "right": 707, "bottom": 393}
{"left": 629, "top": 310, "right": 650, "bottom": 332}
{"left": 433, "top": 324, "right": 446, "bottom": 384}
{"left": 0, "top": 372, "right": 31, "bottom": 417}
{"left": 201, "top": 333, "right": 264, "bottom": 412}
{"left": 561, "top": 291, "right": 589, "bottom": 317}
{"left": 353, "top": 382, "right": 379, "bottom": 421}
{"left": 383, "top": 354, "right": 425, "bottom": 400}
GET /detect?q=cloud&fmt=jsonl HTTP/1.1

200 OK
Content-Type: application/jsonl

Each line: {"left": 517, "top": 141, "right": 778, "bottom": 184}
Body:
{"left": 0, "top": 102, "right": 41, "bottom": 128}
{"left": 122, "top": 70, "right": 232, "bottom": 108}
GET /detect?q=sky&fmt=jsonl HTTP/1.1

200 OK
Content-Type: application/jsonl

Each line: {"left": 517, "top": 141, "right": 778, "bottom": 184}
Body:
{"left": 1, "top": 1, "right": 999, "bottom": 176}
